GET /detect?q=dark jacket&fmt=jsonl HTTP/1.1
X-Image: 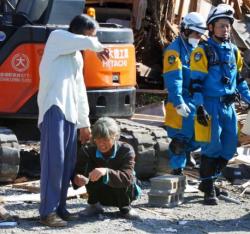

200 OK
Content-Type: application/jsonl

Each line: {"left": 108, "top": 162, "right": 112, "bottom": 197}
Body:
{"left": 74, "top": 141, "right": 136, "bottom": 188}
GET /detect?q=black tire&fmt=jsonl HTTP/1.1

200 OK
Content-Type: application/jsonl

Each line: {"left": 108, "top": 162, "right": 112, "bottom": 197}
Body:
{"left": 116, "top": 119, "right": 170, "bottom": 180}
{"left": 0, "top": 127, "right": 20, "bottom": 182}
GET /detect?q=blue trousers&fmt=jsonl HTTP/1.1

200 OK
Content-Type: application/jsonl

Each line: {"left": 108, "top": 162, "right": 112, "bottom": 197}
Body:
{"left": 39, "top": 105, "right": 77, "bottom": 218}
{"left": 201, "top": 97, "right": 237, "bottom": 160}
{"left": 166, "top": 98, "right": 199, "bottom": 169}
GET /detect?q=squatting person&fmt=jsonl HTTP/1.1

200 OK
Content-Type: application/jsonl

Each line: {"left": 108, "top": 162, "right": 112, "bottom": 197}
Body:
{"left": 73, "top": 117, "right": 141, "bottom": 219}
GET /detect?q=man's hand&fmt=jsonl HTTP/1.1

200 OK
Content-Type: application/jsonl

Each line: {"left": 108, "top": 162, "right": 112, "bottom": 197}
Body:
{"left": 73, "top": 174, "right": 89, "bottom": 187}
{"left": 175, "top": 103, "right": 191, "bottom": 117}
{"left": 97, "top": 48, "right": 109, "bottom": 62}
{"left": 196, "top": 105, "right": 210, "bottom": 126}
{"left": 89, "top": 168, "right": 108, "bottom": 182}
{"left": 79, "top": 127, "right": 91, "bottom": 144}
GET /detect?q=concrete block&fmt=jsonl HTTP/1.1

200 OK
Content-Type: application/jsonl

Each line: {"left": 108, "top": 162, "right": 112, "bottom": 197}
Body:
{"left": 150, "top": 174, "right": 186, "bottom": 193}
{"left": 148, "top": 174, "right": 186, "bottom": 207}
{"left": 148, "top": 192, "right": 184, "bottom": 208}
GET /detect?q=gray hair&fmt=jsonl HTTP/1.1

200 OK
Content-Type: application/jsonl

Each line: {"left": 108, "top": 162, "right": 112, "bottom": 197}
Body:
{"left": 92, "top": 117, "right": 120, "bottom": 140}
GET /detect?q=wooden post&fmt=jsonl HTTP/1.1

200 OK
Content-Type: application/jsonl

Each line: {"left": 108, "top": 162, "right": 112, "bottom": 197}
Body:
{"left": 233, "top": 0, "right": 243, "bottom": 20}
{"left": 243, "top": 0, "right": 250, "bottom": 9}
{"left": 189, "top": 0, "right": 198, "bottom": 12}
{"left": 176, "top": 0, "right": 185, "bottom": 24}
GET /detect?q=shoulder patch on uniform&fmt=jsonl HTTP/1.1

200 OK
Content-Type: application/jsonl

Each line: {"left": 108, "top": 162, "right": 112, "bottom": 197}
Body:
{"left": 194, "top": 52, "right": 202, "bottom": 62}
{"left": 168, "top": 55, "right": 176, "bottom": 64}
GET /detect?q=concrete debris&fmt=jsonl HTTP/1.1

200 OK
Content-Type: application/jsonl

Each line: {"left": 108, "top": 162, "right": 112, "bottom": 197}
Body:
{"left": 0, "top": 205, "right": 18, "bottom": 223}
{"left": 148, "top": 174, "right": 186, "bottom": 207}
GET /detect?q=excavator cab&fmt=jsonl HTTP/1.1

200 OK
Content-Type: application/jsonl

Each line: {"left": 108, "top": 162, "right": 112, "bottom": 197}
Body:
{"left": 0, "top": 0, "right": 136, "bottom": 119}
{"left": 0, "top": 0, "right": 136, "bottom": 182}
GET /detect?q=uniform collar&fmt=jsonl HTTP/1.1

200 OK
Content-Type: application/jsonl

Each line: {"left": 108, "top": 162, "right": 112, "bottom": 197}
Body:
{"left": 179, "top": 36, "right": 193, "bottom": 49}
{"left": 209, "top": 37, "right": 231, "bottom": 49}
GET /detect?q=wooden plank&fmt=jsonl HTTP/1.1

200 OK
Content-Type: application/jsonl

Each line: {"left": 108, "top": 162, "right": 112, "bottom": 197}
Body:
{"left": 86, "top": 0, "right": 133, "bottom": 4}
{"left": 0, "top": 186, "right": 87, "bottom": 203}
{"left": 132, "top": 113, "right": 164, "bottom": 122}
{"left": 166, "top": 20, "right": 179, "bottom": 36}
{"left": 136, "top": 88, "right": 166, "bottom": 95}
{"left": 12, "top": 180, "right": 40, "bottom": 193}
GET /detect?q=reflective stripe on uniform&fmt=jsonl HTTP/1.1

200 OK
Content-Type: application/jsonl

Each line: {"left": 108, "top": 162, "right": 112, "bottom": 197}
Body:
{"left": 163, "top": 50, "right": 182, "bottom": 73}
{"left": 190, "top": 47, "right": 208, "bottom": 74}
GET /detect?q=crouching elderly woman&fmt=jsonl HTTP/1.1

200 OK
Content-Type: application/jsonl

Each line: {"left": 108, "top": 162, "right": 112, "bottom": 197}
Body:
{"left": 73, "top": 117, "right": 141, "bottom": 219}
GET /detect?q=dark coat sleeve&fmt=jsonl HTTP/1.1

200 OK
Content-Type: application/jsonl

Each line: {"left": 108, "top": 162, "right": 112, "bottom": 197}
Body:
{"left": 72, "top": 143, "right": 93, "bottom": 189}
{"left": 106, "top": 143, "right": 136, "bottom": 189}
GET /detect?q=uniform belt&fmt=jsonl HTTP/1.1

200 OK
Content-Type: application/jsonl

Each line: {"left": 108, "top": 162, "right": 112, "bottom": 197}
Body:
{"left": 220, "top": 93, "right": 239, "bottom": 106}
{"left": 205, "top": 93, "right": 239, "bottom": 106}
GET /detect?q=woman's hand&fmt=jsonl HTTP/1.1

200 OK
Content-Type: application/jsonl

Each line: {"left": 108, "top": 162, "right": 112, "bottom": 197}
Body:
{"left": 79, "top": 127, "right": 91, "bottom": 144}
{"left": 89, "top": 168, "right": 108, "bottom": 182}
{"left": 73, "top": 174, "right": 89, "bottom": 187}
{"left": 97, "top": 48, "right": 109, "bottom": 62}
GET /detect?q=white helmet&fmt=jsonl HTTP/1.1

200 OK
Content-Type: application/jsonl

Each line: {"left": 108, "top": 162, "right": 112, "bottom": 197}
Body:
{"left": 207, "top": 4, "right": 234, "bottom": 25}
{"left": 181, "top": 12, "right": 207, "bottom": 34}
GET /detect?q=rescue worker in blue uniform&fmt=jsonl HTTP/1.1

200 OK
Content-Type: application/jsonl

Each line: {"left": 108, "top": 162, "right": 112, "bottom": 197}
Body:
{"left": 163, "top": 12, "right": 206, "bottom": 175}
{"left": 190, "top": 4, "right": 250, "bottom": 205}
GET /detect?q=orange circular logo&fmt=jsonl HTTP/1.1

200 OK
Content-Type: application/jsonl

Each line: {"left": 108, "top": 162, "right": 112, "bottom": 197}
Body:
{"left": 11, "top": 53, "right": 30, "bottom": 72}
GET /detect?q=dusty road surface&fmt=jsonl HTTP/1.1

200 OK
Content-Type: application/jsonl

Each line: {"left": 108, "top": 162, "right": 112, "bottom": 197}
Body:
{"left": 0, "top": 180, "right": 250, "bottom": 234}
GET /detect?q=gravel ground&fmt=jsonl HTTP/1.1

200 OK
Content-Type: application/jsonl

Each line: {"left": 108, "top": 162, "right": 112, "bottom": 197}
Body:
{"left": 0, "top": 180, "right": 250, "bottom": 234}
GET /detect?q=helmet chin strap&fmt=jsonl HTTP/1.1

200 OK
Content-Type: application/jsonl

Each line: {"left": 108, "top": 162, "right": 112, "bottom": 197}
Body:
{"left": 214, "top": 35, "right": 230, "bottom": 42}
{"left": 210, "top": 29, "right": 230, "bottom": 42}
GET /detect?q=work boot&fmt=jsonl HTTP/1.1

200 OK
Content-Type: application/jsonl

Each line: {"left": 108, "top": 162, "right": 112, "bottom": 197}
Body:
{"left": 199, "top": 155, "right": 219, "bottom": 205}
{"left": 204, "top": 189, "right": 219, "bottom": 205}
{"left": 199, "top": 180, "right": 219, "bottom": 205}
{"left": 81, "top": 203, "right": 104, "bottom": 217}
{"left": 40, "top": 212, "right": 67, "bottom": 227}
{"left": 198, "top": 183, "right": 228, "bottom": 197}
{"left": 171, "top": 168, "right": 183, "bottom": 176}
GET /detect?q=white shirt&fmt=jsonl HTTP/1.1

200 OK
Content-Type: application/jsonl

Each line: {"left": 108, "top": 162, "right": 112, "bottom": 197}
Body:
{"left": 37, "top": 29, "right": 104, "bottom": 128}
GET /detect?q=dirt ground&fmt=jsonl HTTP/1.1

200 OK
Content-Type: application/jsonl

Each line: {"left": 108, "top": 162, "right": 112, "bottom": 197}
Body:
{"left": 0, "top": 178, "right": 250, "bottom": 234}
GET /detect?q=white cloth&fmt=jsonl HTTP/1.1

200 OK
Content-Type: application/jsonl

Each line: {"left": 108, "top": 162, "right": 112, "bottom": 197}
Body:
{"left": 175, "top": 103, "right": 191, "bottom": 117}
{"left": 38, "top": 29, "right": 104, "bottom": 128}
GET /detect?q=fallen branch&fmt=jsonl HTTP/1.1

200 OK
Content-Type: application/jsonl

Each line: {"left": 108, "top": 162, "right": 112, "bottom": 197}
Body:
{"left": 219, "top": 194, "right": 241, "bottom": 205}
{"left": 139, "top": 207, "right": 168, "bottom": 216}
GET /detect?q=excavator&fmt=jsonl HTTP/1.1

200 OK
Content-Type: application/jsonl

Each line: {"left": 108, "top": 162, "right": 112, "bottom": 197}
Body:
{"left": 0, "top": 0, "right": 169, "bottom": 182}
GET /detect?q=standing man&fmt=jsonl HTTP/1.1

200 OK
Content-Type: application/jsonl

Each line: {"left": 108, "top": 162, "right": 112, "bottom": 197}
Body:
{"left": 190, "top": 4, "right": 250, "bottom": 205}
{"left": 37, "top": 14, "right": 109, "bottom": 227}
{"left": 163, "top": 12, "right": 206, "bottom": 175}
